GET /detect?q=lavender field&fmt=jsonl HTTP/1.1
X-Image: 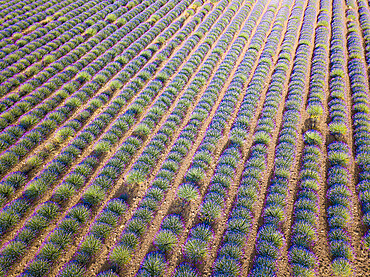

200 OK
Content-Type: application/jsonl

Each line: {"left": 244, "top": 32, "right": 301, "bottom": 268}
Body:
{"left": 0, "top": 0, "right": 369, "bottom": 276}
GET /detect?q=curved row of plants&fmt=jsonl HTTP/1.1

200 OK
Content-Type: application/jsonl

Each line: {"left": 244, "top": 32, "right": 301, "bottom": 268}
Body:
{"left": 249, "top": 0, "right": 317, "bottom": 275}
{"left": 354, "top": 0, "right": 370, "bottom": 67}
{"left": 343, "top": 0, "right": 370, "bottom": 250}
{"left": 288, "top": 0, "right": 335, "bottom": 275}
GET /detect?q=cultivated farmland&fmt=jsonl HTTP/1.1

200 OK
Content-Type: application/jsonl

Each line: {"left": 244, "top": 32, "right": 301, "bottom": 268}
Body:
{"left": 0, "top": 0, "right": 369, "bottom": 276}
